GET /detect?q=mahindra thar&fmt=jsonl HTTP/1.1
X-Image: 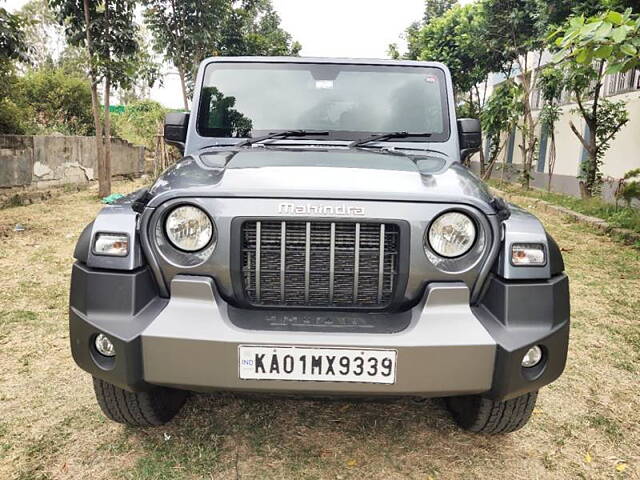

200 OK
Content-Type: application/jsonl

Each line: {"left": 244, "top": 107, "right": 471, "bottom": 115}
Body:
{"left": 70, "top": 57, "right": 570, "bottom": 434}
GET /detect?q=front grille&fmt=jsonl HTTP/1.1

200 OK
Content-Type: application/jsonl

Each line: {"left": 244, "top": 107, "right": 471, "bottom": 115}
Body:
{"left": 240, "top": 220, "right": 400, "bottom": 308}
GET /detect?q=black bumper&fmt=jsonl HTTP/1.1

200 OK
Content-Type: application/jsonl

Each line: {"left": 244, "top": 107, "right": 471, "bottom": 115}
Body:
{"left": 70, "top": 262, "right": 569, "bottom": 399}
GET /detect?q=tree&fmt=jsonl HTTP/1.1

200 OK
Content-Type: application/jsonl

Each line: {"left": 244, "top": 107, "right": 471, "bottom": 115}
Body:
{"left": 480, "top": 81, "right": 523, "bottom": 180}
{"left": 482, "top": 0, "right": 559, "bottom": 189}
{"left": 424, "top": 0, "right": 458, "bottom": 23}
{"left": 50, "top": 0, "right": 142, "bottom": 197}
{"left": 143, "top": 0, "right": 300, "bottom": 111}
{"left": 0, "top": 5, "right": 31, "bottom": 133}
{"left": 391, "top": 0, "right": 458, "bottom": 61}
{"left": 117, "top": 28, "right": 162, "bottom": 105}
{"left": 142, "top": 0, "right": 225, "bottom": 110}
{"left": 550, "top": 9, "right": 639, "bottom": 196}
{"left": 20, "top": 65, "right": 94, "bottom": 135}
{"left": 18, "top": 0, "right": 64, "bottom": 68}
{"left": 217, "top": 0, "right": 301, "bottom": 57}
{"left": 407, "top": 3, "right": 506, "bottom": 173}
{"left": 537, "top": 66, "right": 564, "bottom": 191}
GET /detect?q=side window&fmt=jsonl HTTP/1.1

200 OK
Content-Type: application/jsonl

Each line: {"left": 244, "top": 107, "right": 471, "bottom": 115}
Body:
{"left": 197, "top": 86, "right": 253, "bottom": 138}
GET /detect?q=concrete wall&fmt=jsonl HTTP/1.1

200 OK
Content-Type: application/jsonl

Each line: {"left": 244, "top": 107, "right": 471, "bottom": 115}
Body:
{"left": 472, "top": 90, "right": 640, "bottom": 202}
{"left": 0, "top": 135, "right": 145, "bottom": 189}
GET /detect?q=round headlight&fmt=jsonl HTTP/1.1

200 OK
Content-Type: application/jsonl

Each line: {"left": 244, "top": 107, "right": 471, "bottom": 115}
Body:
{"left": 427, "top": 211, "right": 476, "bottom": 258}
{"left": 165, "top": 205, "right": 214, "bottom": 252}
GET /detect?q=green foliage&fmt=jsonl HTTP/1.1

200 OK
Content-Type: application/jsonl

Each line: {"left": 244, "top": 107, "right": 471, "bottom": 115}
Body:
{"left": 143, "top": 0, "right": 300, "bottom": 102}
{"left": 482, "top": 0, "right": 551, "bottom": 65}
{"left": 19, "top": 66, "right": 94, "bottom": 135}
{"left": 481, "top": 82, "right": 523, "bottom": 139}
{"left": 617, "top": 168, "right": 640, "bottom": 207}
{"left": 550, "top": 9, "right": 637, "bottom": 196}
{"left": 0, "top": 61, "right": 30, "bottom": 134}
{"left": 142, "top": 0, "right": 225, "bottom": 90}
{"left": 414, "top": 4, "right": 493, "bottom": 94}
{"left": 0, "top": 64, "right": 93, "bottom": 135}
{"left": 424, "top": 0, "right": 458, "bottom": 23}
{"left": 218, "top": 1, "right": 302, "bottom": 57}
{"left": 481, "top": 81, "right": 523, "bottom": 167}
{"left": 400, "top": 1, "right": 458, "bottom": 60}
{"left": 0, "top": 5, "right": 31, "bottom": 62}
{"left": 490, "top": 180, "right": 640, "bottom": 236}
{"left": 18, "top": 0, "right": 62, "bottom": 68}
{"left": 551, "top": 9, "right": 640, "bottom": 75}
{"left": 50, "top": 0, "right": 141, "bottom": 89}
{"left": 537, "top": 66, "right": 564, "bottom": 133}
{"left": 111, "top": 99, "right": 168, "bottom": 150}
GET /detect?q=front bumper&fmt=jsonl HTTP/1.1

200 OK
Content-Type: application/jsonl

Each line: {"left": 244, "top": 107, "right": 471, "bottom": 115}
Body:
{"left": 69, "top": 263, "right": 569, "bottom": 401}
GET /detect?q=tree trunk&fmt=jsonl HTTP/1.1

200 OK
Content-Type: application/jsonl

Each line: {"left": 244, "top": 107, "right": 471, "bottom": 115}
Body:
{"left": 102, "top": 74, "right": 112, "bottom": 198}
{"left": 177, "top": 64, "right": 189, "bottom": 110}
{"left": 583, "top": 122, "right": 598, "bottom": 198}
{"left": 88, "top": 81, "right": 105, "bottom": 193}
{"left": 547, "top": 131, "right": 556, "bottom": 192}
{"left": 82, "top": 0, "right": 106, "bottom": 198}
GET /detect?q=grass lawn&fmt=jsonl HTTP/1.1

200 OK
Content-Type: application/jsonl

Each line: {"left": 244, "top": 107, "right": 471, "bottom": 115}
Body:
{"left": 0, "top": 179, "right": 639, "bottom": 479}
{"left": 487, "top": 179, "right": 640, "bottom": 238}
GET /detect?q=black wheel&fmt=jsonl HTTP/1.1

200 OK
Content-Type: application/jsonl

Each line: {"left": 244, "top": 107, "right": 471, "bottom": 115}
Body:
{"left": 92, "top": 377, "right": 187, "bottom": 427}
{"left": 445, "top": 391, "right": 538, "bottom": 434}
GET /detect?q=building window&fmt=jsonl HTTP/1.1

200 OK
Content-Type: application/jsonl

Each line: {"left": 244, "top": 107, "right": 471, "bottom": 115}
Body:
{"left": 506, "top": 129, "right": 516, "bottom": 164}
{"left": 538, "top": 127, "right": 548, "bottom": 173}
{"left": 578, "top": 124, "right": 590, "bottom": 175}
{"left": 604, "top": 67, "right": 640, "bottom": 97}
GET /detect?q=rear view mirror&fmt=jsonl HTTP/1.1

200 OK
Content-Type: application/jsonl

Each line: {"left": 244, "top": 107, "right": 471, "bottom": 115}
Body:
{"left": 164, "top": 112, "right": 190, "bottom": 153}
{"left": 457, "top": 118, "right": 481, "bottom": 162}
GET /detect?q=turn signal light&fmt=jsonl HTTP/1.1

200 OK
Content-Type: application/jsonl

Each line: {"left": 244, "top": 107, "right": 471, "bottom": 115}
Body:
{"left": 511, "top": 243, "right": 545, "bottom": 266}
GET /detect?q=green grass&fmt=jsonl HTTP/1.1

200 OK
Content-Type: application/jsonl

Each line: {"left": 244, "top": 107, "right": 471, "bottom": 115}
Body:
{"left": 488, "top": 180, "right": 640, "bottom": 236}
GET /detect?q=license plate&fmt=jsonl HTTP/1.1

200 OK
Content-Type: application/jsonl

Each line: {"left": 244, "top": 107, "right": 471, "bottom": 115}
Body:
{"left": 238, "top": 346, "right": 397, "bottom": 384}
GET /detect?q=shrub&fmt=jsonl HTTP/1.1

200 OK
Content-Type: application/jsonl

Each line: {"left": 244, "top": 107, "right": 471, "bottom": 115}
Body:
{"left": 19, "top": 66, "right": 94, "bottom": 135}
{"left": 110, "top": 99, "right": 168, "bottom": 150}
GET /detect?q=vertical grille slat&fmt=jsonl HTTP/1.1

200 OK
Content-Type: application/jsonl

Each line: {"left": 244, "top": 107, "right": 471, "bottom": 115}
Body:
{"left": 353, "top": 223, "right": 360, "bottom": 303}
{"left": 255, "top": 221, "right": 261, "bottom": 302}
{"left": 280, "top": 221, "right": 286, "bottom": 302}
{"left": 329, "top": 222, "right": 335, "bottom": 304}
{"left": 304, "top": 221, "right": 311, "bottom": 303}
{"left": 378, "top": 223, "right": 385, "bottom": 304}
{"left": 241, "top": 220, "right": 399, "bottom": 308}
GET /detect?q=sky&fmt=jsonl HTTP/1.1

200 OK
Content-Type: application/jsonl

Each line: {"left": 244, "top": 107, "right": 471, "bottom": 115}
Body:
{"left": 5, "top": 0, "right": 471, "bottom": 108}
{"left": 155, "top": 0, "right": 427, "bottom": 108}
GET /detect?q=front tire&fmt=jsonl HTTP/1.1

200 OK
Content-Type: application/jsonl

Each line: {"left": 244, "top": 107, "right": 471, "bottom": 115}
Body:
{"left": 92, "top": 377, "right": 187, "bottom": 427}
{"left": 446, "top": 391, "right": 538, "bottom": 434}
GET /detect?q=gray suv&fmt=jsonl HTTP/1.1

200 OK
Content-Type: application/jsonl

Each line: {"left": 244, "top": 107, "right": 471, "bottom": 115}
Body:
{"left": 70, "top": 57, "right": 569, "bottom": 434}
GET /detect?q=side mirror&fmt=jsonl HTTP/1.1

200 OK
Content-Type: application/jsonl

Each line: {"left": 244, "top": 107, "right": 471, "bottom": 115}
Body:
{"left": 457, "top": 118, "right": 481, "bottom": 162}
{"left": 164, "top": 112, "right": 190, "bottom": 153}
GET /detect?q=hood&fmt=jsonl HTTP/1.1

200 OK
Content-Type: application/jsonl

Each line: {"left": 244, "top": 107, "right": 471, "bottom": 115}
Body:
{"left": 148, "top": 147, "right": 497, "bottom": 213}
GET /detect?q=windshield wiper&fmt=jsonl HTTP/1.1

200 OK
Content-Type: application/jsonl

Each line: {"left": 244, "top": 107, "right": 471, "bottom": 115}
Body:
{"left": 235, "top": 130, "right": 329, "bottom": 148}
{"left": 348, "top": 131, "right": 432, "bottom": 149}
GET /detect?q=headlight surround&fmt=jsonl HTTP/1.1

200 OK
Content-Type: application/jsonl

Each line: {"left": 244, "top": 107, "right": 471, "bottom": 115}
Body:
{"left": 427, "top": 211, "right": 477, "bottom": 258}
{"left": 165, "top": 205, "right": 214, "bottom": 252}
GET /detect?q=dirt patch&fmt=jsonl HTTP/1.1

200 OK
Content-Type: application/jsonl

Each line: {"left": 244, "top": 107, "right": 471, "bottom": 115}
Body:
{"left": 0, "top": 180, "right": 638, "bottom": 479}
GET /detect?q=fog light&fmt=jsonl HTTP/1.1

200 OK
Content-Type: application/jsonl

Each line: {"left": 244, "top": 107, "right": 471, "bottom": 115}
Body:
{"left": 95, "top": 334, "right": 115, "bottom": 357}
{"left": 522, "top": 345, "right": 543, "bottom": 368}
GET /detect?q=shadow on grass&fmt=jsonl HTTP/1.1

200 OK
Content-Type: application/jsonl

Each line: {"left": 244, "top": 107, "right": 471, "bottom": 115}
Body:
{"left": 125, "top": 393, "right": 508, "bottom": 479}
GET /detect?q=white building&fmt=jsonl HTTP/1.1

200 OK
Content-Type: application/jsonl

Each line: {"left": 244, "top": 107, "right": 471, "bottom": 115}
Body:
{"left": 471, "top": 65, "right": 640, "bottom": 201}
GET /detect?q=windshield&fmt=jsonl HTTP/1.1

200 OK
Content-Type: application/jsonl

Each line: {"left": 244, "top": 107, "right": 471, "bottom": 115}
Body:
{"left": 197, "top": 62, "right": 450, "bottom": 142}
